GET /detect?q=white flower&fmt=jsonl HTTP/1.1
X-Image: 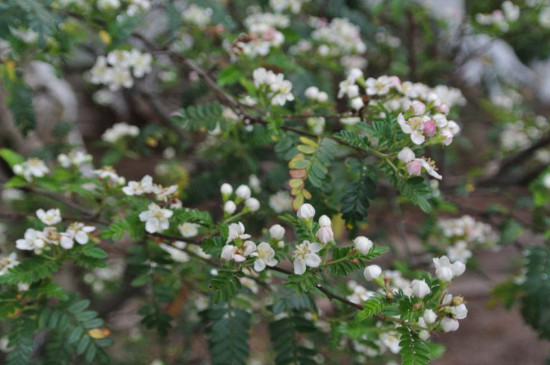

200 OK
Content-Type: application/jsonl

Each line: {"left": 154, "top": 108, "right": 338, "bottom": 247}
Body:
{"left": 16, "top": 229, "right": 46, "bottom": 253}
{"left": 397, "top": 147, "right": 415, "bottom": 163}
{"left": 60, "top": 222, "right": 96, "bottom": 249}
{"left": 398, "top": 113, "right": 426, "bottom": 145}
{"left": 379, "top": 331, "right": 401, "bottom": 354}
{"left": 122, "top": 175, "right": 155, "bottom": 196}
{"left": 441, "top": 317, "right": 459, "bottom": 332}
{"left": 154, "top": 185, "right": 178, "bottom": 202}
{"left": 183, "top": 4, "right": 213, "bottom": 27}
{"left": 338, "top": 79, "right": 359, "bottom": 99}
{"left": 129, "top": 50, "right": 152, "bottom": 78}
{"left": 226, "top": 222, "right": 251, "bottom": 243}
{"left": 224, "top": 201, "right": 237, "bottom": 215}
{"left": 305, "top": 86, "right": 320, "bottom": 100}
{"left": 451, "top": 303, "right": 468, "bottom": 320}
{"left": 293, "top": 240, "right": 322, "bottom": 275}
{"left": 235, "top": 185, "right": 252, "bottom": 200}
{"left": 354, "top": 236, "right": 373, "bottom": 254}
{"left": 220, "top": 183, "right": 233, "bottom": 196}
{"left": 446, "top": 241, "right": 472, "bottom": 263}
{"left": 365, "top": 76, "right": 392, "bottom": 96}
{"left": 250, "top": 242, "right": 278, "bottom": 271}
{"left": 221, "top": 240, "right": 257, "bottom": 262}
{"left": 411, "top": 279, "right": 431, "bottom": 298}
{"left": 179, "top": 222, "right": 200, "bottom": 238}
{"left": 139, "top": 203, "right": 173, "bottom": 233}
{"left": 350, "top": 97, "right": 364, "bottom": 110}
{"left": 340, "top": 117, "right": 361, "bottom": 126}
{"left": 363, "top": 265, "right": 382, "bottom": 281}
{"left": 0, "top": 253, "right": 19, "bottom": 276}
{"left": 160, "top": 243, "right": 190, "bottom": 263}
{"left": 101, "top": 122, "right": 139, "bottom": 143}
{"left": 13, "top": 158, "right": 50, "bottom": 181}
{"left": 315, "top": 226, "right": 334, "bottom": 244}
{"left": 252, "top": 68, "right": 294, "bottom": 106}
{"left": 245, "top": 198, "right": 260, "bottom": 212}
{"left": 97, "top": 0, "right": 120, "bottom": 10}
{"left": 297, "top": 203, "right": 315, "bottom": 220}
{"left": 93, "top": 167, "right": 126, "bottom": 186}
{"left": 269, "top": 191, "right": 293, "bottom": 212}
{"left": 57, "top": 151, "right": 92, "bottom": 168}
{"left": 433, "top": 256, "right": 466, "bottom": 282}
{"left": 36, "top": 209, "right": 62, "bottom": 225}
{"left": 423, "top": 309, "right": 437, "bottom": 324}
{"left": 269, "top": 224, "right": 285, "bottom": 240}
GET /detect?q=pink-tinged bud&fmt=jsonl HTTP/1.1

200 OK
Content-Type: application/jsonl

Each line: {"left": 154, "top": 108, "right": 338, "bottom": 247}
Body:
{"left": 406, "top": 160, "right": 422, "bottom": 176}
{"left": 262, "top": 27, "right": 277, "bottom": 41}
{"left": 388, "top": 76, "right": 401, "bottom": 87}
{"left": 423, "top": 120, "right": 436, "bottom": 137}
{"left": 438, "top": 102, "right": 450, "bottom": 115}
{"left": 315, "top": 226, "right": 334, "bottom": 244}
{"left": 410, "top": 101, "right": 426, "bottom": 115}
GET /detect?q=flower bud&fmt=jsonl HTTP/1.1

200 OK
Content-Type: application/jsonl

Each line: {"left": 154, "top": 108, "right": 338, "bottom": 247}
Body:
{"left": 451, "top": 303, "right": 468, "bottom": 319}
{"left": 438, "top": 102, "right": 450, "bottom": 115}
{"left": 235, "top": 185, "right": 251, "bottom": 200}
{"left": 220, "top": 183, "right": 233, "bottom": 196}
{"left": 305, "top": 86, "right": 320, "bottom": 100}
{"left": 423, "top": 309, "right": 437, "bottom": 324}
{"left": 224, "top": 200, "right": 237, "bottom": 215}
{"left": 221, "top": 244, "right": 236, "bottom": 261}
{"left": 353, "top": 236, "right": 373, "bottom": 254}
{"left": 423, "top": 120, "right": 436, "bottom": 137}
{"left": 411, "top": 279, "right": 431, "bottom": 298}
{"left": 419, "top": 330, "right": 430, "bottom": 341}
{"left": 441, "top": 317, "right": 459, "bottom": 332}
{"left": 406, "top": 160, "right": 422, "bottom": 176}
{"left": 348, "top": 68, "right": 363, "bottom": 82}
{"left": 398, "top": 147, "right": 415, "bottom": 163}
{"left": 436, "top": 266, "right": 454, "bottom": 282}
{"left": 363, "top": 265, "right": 382, "bottom": 281}
{"left": 442, "top": 294, "right": 453, "bottom": 306}
{"left": 351, "top": 97, "right": 364, "bottom": 110}
{"left": 318, "top": 215, "right": 331, "bottom": 227}
{"left": 297, "top": 203, "right": 315, "bottom": 220}
{"left": 410, "top": 100, "right": 426, "bottom": 115}
{"left": 269, "top": 224, "right": 285, "bottom": 240}
{"left": 317, "top": 91, "right": 329, "bottom": 102}
{"left": 245, "top": 198, "right": 260, "bottom": 212}
{"left": 315, "top": 226, "right": 334, "bottom": 244}
{"left": 452, "top": 296, "right": 464, "bottom": 306}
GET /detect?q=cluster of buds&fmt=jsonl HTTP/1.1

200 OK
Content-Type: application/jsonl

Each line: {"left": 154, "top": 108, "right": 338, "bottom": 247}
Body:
{"left": 220, "top": 183, "right": 260, "bottom": 216}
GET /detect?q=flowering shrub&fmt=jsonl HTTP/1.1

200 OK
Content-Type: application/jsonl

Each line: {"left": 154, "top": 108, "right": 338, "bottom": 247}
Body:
{"left": 1, "top": 1, "right": 550, "bottom": 364}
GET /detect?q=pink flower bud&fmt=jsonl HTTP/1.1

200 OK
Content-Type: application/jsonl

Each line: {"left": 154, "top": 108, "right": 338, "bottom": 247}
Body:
{"left": 423, "top": 120, "right": 436, "bottom": 137}
{"left": 388, "top": 76, "right": 401, "bottom": 87}
{"left": 410, "top": 101, "right": 426, "bottom": 115}
{"left": 406, "top": 160, "right": 422, "bottom": 176}
{"left": 438, "top": 102, "right": 450, "bottom": 115}
{"left": 315, "top": 226, "right": 334, "bottom": 244}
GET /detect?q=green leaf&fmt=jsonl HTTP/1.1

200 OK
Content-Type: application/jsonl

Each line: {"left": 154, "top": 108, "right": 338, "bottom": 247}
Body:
{"left": 398, "top": 326, "right": 431, "bottom": 365}
{"left": 210, "top": 270, "right": 242, "bottom": 303}
{"left": 356, "top": 293, "right": 386, "bottom": 320}
{"left": 208, "top": 306, "right": 251, "bottom": 365}
{"left": 0, "top": 148, "right": 25, "bottom": 167}
{"left": 172, "top": 102, "right": 226, "bottom": 132}
{"left": 521, "top": 246, "right": 550, "bottom": 339}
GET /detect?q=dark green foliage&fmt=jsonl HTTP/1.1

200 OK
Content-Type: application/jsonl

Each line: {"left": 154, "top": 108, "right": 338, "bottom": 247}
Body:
{"left": 139, "top": 303, "right": 173, "bottom": 336}
{"left": 172, "top": 208, "right": 213, "bottom": 227}
{"left": 272, "top": 293, "right": 317, "bottom": 315}
{"left": 172, "top": 102, "right": 226, "bottom": 132}
{"left": 356, "top": 293, "right": 387, "bottom": 320}
{"left": 333, "top": 130, "right": 370, "bottom": 150}
{"left": 0, "top": 256, "right": 61, "bottom": 285}
{"left": 1, "top": 72, "right": 36, "bottom": 136}
{"left": 340, "top": 162, "right": 377, "bottom": 228}
{"left": 6, "top": 317, "right": 35, "bottom": 365}
{"left": 521, "top": 246, "right": 550, "bottom": 339}
{"left": 305, "top": 138, "right": 338, "bottom": 190}
{"left": 210, "top": 269, "right": 243, "bottom": 303}
{"left": 285, "top": 272, "right": 320, "bottom": 293}
{"left": 37, "top": 297, "right": 112, "bottom": 364}
{"left": 208, "top": 306, "right": 251, "bottom": 365}
{"left": 398, "top": 327, "right": 431, "bottom": 365}
{"left": 397, "top": 177, "right": 432, "bottom": 213}
{"left": 269, "top": 312, "right": 317, "bottom": 365}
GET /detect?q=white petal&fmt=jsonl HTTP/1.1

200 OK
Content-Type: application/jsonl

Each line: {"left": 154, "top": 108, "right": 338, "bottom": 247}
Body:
{"left": 294, "top": 259, "right": 306, "bottom": 275}
{"left": 305, "top": 253, "right": 321, "bottom": 268}
{"left": 254, "top": 259, "right": 266, "bottom": 272}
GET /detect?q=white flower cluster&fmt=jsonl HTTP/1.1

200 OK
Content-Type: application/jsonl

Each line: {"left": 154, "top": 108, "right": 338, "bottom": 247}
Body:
{"left": 97, "top": 0, "right": 151, "bottom": 16}
{"left": 13, "top": 158, "right": 50, "bottom": 182}
{"left": 101, "top": 122, "right": 140, "bottom": 143}
{"left": 220, "top": 183, "right": 260, "bottom": 215}
{"left": 183, "top": 4, "right": 213, "bottom": 27}
{"left": 16, "top": 209, "right": 95, "bottom": 252}
{"left": 89, "top": 49, "right": 153, "bottom": 91}
{"left": 304, "top": 86, "right": 329, "bottom": 103}
{"left": 311, "top": 18, "right": 367, "bottom": 57}
{"left": 57, "top": 150, "right": 92, "bottom": 169}
{"left": 269, "top": 0, "right": 309, "bottom": 13}
{"left": 0, "top": 253, "right": 19, "bottom": 276}
{"left": 122, "top": 175, "right": 179, "bottom": 203}
{"left": 236, "top": 12, "right": 287, "bottom": 57}
{"left": 500, "top": 117, "right": 549, "bottom": 154}
{"left": 83, "top": 258, "right": 126, "bottom": 292}
{"left": 252, "top": 68, "right": 294, "bottom": 106}
{"left": 93, "top": 167, "right": 126, "bottom": 186}
{"left": 436, "top": 215, "right": 499, "bottom": 263}
{"left": 268, "top": 191, "right": 293, "bottom": 213}
{"left": 221, "top": 222, "right": 279, "bottom": 272}
{"left": 475, "top": 1, "right": 520, "bottom": 32}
